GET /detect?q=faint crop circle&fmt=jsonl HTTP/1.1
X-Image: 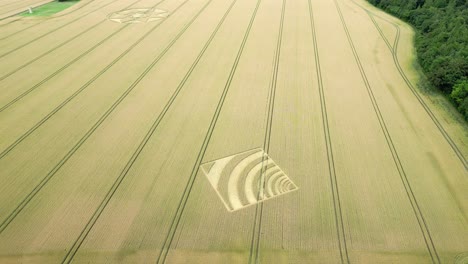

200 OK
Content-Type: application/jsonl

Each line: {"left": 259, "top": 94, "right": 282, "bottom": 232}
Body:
{"left": 108, "top": 8, "right": 168, "bottom": 24}
{"left": 455, "top": 252, "right": 468, "bottom": 264}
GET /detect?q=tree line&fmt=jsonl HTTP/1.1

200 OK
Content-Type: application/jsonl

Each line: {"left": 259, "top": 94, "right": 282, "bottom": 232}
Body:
{"left": 367, "top": 0, "right": 468, "bottom": 120}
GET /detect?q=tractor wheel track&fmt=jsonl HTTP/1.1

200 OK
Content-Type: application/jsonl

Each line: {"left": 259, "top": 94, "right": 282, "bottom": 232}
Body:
{"left": 155, "top": 0, "right": 262, "bottom": 262}
{"left": 0, "top": 0, "right": 120, "bottom": 57}
{"left": 0, "top": 0, "right": 146, "bottom": 86}
{"left": 247, "top": 0, "right": 284, "bottom": 263}
{"left": 61, "top": 0, "right": 239, "bottom": 261}
{"left": 333, "top": 0, "right": 440, "bottom": 262}
{"left": 0, "top": 0, "right": 105, "bottom": 37}
{"left": 0, "top": 0, "right": 97, "bottom": 27}
{"left": 0, "top": 0, "right": 192, "bottom": 235}
{"left": 347, "top": 0, "right": 467, "bottom": 171}
{"left": 0, "top": 0, "right": 165, "bottom": 160}
{"left": 308, "top": 0, "right": 350, "bottom": 263}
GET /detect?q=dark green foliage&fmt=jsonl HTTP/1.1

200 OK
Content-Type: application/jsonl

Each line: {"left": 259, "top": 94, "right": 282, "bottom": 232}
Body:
{"left": 451, "top": 80, "right": 468, "bottom": 116}
{"left": 367, "top": 0, "right": 468, "bottom": 120}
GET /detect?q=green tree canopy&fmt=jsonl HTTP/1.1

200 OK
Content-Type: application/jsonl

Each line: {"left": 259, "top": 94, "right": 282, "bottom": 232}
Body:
{"left": 368, "top": 0, "right": 468, "bottom": 120}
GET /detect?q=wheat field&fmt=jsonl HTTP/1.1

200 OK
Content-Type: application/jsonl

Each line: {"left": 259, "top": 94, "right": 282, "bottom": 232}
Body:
{"left": 0, "top": 0, "right": 466, "bottom": 263}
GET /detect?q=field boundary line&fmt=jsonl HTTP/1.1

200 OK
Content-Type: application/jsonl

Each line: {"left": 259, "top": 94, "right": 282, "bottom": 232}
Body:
{"left": 347, "top": 0, "right": 467, "bottom": 170}
{"left": 0, "top": 0, "right": 52, "bottom": 18}
{"left": 0, "top": 0, "right": 108, "bottom": 38}
{"left": 247, "top": 0, "right": 285, "bottom": 263}
{"left": 0, "top": 0, "right": 147, "bottom": 112}
{"left": 0, "top": 0, "right": 158, "bottom": 160}
{"left": 0, "top": 0, "right": 120, "bottom": 57}
{"left": 0, "top": 0, "right": 147, "bottom": 86}
{"left": 0, "top": 0, "right": 192, "bottom": 236}
{"left": 51, "top": 0, "right": 99, "bottom": 19}
{"left": 61, "top": 0, "right": 239, "bottom": 261}
{"left": 308, "top": 0, "right": 350, "bottom": 262}
{"left": 0, "top": 16, "right": 22, "bottom": 27}
{"left": 0, "top": 0, "right": 97, "bottom": 31}
{"left": 0, "top": 0, "right": 45, "bottom": 9}
{"left": 333, "top": 0, "right": 440, "bottom": 262}
{"left": 0, "top": 0, "right": 51, "bottom": 12}
{"left": 155, "top": 0, "right": 262, "bottom": 262}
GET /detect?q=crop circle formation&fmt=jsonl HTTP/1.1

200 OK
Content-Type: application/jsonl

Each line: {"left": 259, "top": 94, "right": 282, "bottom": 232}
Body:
{"left": 108, "top": 8, "right": 168, "bottom": 24}
{"left": 201, "top": 149, "right": 298, "bottom": 212}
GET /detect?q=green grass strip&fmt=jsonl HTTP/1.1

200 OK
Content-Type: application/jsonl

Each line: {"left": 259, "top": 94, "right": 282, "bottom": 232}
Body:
{"left": 21, "top": 0, "right": 80, "bottom": 17}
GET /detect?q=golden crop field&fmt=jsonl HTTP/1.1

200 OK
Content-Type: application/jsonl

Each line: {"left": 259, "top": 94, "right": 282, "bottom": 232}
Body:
{"left": 0, "top": 0, "right": 467, "bottom": 263}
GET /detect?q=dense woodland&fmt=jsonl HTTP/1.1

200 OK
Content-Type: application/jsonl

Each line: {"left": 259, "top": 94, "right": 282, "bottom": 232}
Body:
{"left": 367, "top": 0, "right": 468, "bottom": 120}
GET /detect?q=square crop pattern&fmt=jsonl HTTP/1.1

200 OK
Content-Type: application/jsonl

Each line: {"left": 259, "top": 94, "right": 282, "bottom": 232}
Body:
{"left": 200, "top": 148, "right": 298, "bottom": 212}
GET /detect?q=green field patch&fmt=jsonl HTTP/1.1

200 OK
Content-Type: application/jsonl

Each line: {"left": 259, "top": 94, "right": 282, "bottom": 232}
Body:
{"left": 21, "top": 0, "right": 80, "bottom": 17}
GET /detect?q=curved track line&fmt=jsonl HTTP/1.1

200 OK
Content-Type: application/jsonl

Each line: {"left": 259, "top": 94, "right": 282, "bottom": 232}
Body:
{"left": 275, "top": 176, "right": 288, "bottom": 194}
{"left": 229, "top": 151, "right": 265, "bottom": 209}
{"left": 205, "top": 156, "right": 235, "bottom": 188}
{"left": 333, "top": 0, "right": 440, "bottom": 262}
{"left": 266, "top": 170, "right": 283, "bottom": 197}
{"left": 279, "top": 178, "right": 290, "bottom": 193}
{"left": 244, "top": 159, "right": 274, "bottom": 204}
{"left": 218, "top": 155, "right": 265, "bottom": 210}
{"left": 280, "top": 177, "right": 291, "bottom": 192}
{"left": 260, "top": 167, "right": 281, "bottom": 198}
{"left": 156, "top": 0, "right": 262, "bottom": 262}
{"left": 348, "top": 0, "right": 467, "bottom": 170}
{"left": 284, "top": 182, "right": 293, "bottom": 192}
{"left": 273, "top": 176, "right": 284, "bottom": 195}
{"left": 0, "top": 0, "right": 191, "bottom": 236}
{"left": 308, "top": 0, "right": 349, "bottom": 262}
{"left": 246, "top": 162, "right": 276, "bottom": 204}
{"left": 208, "top": 153, "right": 263, "bottom": 211}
